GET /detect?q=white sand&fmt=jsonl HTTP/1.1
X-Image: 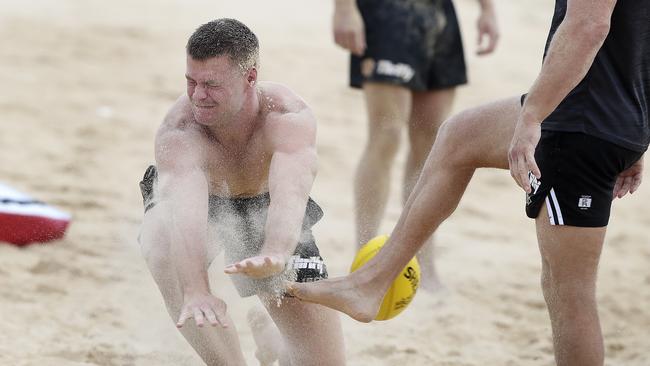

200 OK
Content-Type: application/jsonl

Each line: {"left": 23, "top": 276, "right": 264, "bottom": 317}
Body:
{"left": 1, "top": 0, "right": 649, "bottom": 365}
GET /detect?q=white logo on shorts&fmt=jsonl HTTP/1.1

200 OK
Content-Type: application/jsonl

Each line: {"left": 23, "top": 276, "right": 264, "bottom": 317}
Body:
{"left": 288, "top": 255, "right": 325, "bottom": 274}
{"left": 528, "top": 171, "right": 541, "bottom": 195}
{"left": 578, "top": 195, "right": 592, "bottom": 209}
{"left": 376, "top": 60, "right": 415, "bottom": 82}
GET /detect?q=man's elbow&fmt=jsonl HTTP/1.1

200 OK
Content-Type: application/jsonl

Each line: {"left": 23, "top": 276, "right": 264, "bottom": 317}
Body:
{"left": 587, "top": 20, "right": 611, "bottom": 43}
{"left": 573, "top": 18, "right": 611, "bottom": 47}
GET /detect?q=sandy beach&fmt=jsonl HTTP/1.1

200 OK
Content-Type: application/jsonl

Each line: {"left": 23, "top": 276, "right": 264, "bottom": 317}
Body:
{"left": 1, "top": 0, "right": 649, "bottom": 364}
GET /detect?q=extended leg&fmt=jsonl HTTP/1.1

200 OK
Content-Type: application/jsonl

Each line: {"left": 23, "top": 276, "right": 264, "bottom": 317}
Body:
{"left": 290, "top": 96, "right": 521, "bottom": 321}
{"left": 404, "top": 87, "right": 456, "bottom": 292}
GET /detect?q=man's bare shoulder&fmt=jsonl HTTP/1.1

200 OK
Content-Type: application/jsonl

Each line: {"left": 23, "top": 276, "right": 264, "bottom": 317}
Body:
{"left": 258, "top": 82, "right": 311, "bottom": 117}
{"left": 157, "top": 95, "right": 195, "bottom": 136}
{"left": 257, "top": 82, "right": 317, "bottom": 151}
{"left": 154, "top": 95, "right": 203, "bottom": 167}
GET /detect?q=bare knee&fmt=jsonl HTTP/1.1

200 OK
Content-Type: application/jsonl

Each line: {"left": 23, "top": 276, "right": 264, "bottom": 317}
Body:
{"left": 364, "top": 124, "right": 402, "bottom": 164}
{"left": 408, "top": 132, "right": 436, "bottom": 166}
{"left": 362, "top": 84, "right": 410, "bottom": 165}
{"left": 429, "top": 98, "right": 519, "bottom": 170}
{"left": 408, "top": 118, "right": 441, "bottom": 159}
{"left": 433, "top": 114, "right": 479, "bottom": 168}
{"left": 541, "top": 259, "right": 597, "bottom": 309}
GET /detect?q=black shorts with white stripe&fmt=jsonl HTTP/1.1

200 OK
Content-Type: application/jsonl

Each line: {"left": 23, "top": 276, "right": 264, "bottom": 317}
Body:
{"left": 525, "top": 131, "right": 644, "bottom": 227}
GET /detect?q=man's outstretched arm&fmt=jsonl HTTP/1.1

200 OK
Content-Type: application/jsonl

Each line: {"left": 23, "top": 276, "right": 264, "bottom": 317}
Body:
{"left": 225, "top": 105, "right": 318, "bottom": 278}
{"left": 155, "top": 130, "right": 228, "bottom": 328}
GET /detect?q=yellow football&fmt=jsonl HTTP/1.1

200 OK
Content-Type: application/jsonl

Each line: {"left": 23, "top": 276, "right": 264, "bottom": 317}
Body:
{"left": 350, "top": 235, "right": 420, "bottom": 320}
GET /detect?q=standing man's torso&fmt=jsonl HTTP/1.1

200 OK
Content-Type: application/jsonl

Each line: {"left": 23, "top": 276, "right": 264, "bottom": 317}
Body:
{"left": 543, "top": 0, "right": 650, "bottom": 151}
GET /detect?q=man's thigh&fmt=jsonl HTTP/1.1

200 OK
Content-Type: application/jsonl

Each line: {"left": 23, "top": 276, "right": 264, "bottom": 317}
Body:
{"left": 361, "top": 82, "right": 412, "bottom": 125}
{"left": 536, "top": 204, "right": 606, "bottom": 283}
{"left": 432, "top": 96, "right": 521, "bottom": 170}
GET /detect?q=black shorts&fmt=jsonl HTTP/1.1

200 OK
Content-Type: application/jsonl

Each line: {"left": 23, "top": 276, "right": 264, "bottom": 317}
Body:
{"left": 139, "top": 165, "right": 328, "bottom": 298}
{"left": 350, "top": 0, "right": 467, "bottom": 91}
{"left": 525, "top": 132, "right": 644, "bottom": 227}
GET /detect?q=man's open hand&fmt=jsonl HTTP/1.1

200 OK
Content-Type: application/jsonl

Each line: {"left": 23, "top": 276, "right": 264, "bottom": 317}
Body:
{"left": 614, "top": 155, "right": 644, "bottom": 199}
{"left": 224, "top": 255, "right": 286, "bottom": 279}
{"left": 508, "top": 120, "right": 542, "bottom": 193}
{"left": 177, "top": 293, "right": 229, "bottom": 329}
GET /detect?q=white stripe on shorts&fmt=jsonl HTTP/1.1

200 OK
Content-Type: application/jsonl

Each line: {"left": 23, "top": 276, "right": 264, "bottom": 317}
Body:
{"left": 545, "top": 196, "right": 556, "bottom": 225}
{"left": 549, "top": 188, "right": 565, "bottom": 225}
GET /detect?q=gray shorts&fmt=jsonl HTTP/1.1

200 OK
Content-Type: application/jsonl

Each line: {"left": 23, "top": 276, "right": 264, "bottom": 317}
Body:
{"left": 207, "top": 192, "right": 328, "bottom": 297}
{"left": 140, "top": 165, "right": 328, "bottom": 298}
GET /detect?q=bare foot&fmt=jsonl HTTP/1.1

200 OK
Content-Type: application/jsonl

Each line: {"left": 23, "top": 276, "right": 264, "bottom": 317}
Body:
{"left": 224, "top": 255, "right": 285, "bottom": 279}
{"left": 247, "top": 306, "right": 284, "bottom": 366}
{"left": 286, "top": 272, "right": 388, "bottom": 323}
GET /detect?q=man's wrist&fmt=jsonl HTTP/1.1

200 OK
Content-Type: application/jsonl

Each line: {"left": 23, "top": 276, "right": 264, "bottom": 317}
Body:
{"left": 478, "top": 0, "right": 495, "bottom": 13}
{"left": 519, "top": 96, "right": 547, "bottom": 125}
{"left": 519, "top": 110, "right": 543, "bottom": 125}
{"left": 334, "top": 0, "right": 357, "bottom": 11}
{"left": 258, "top": 245, "right": 291, "bottom": 261}
{"left": 182, "top": 281, "right": 211, "bottom": 297}
{"left": 265, "top": 250, "right": 290, "bottom": 260}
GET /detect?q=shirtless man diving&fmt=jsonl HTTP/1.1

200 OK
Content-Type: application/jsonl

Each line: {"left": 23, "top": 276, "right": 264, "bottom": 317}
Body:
{"left": 138, "top": 18, "right": 345, "bottom": 366}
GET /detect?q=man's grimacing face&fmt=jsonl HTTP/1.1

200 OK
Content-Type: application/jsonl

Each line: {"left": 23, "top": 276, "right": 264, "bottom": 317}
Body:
{"left": 185, "top": 55, "right": 253, "bottom": 126}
